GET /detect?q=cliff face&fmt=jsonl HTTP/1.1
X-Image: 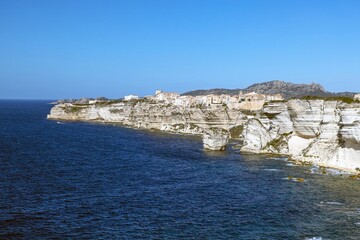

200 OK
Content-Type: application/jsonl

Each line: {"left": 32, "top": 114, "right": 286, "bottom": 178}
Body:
{"left": 203, "top": 128, "right": 229, "bottom": 151}
{"left": 48, "top": 99, "right": 360, "bottom": 172}
{"left": 47, "top": 100, "right": 247, "bottom": 135}
{"left": 241, "top": 100, "right": 360, "bottom": 172}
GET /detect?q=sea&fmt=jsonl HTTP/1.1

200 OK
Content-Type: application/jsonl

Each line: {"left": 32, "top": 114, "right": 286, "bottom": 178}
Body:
{"left": 0, "top": 100, "right": 359, "bottom": 239}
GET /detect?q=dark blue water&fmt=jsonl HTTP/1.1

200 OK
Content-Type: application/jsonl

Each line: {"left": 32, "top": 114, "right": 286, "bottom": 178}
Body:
{"left": 0, "top": 100, "right": 359, "bottom": 239}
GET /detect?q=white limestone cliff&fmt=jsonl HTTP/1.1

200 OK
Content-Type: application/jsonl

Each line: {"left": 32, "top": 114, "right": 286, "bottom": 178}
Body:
{"left": 203, "top": 128, "right": 229, "bottom": 151}
{"left": 48, "top": 101, "right": 247, "bottom": 136}
{"left": 48, "top": 98, "right": 360, "bottom": 172}
{"left": 240, "top": 100, "right": 360, "bottom": 172}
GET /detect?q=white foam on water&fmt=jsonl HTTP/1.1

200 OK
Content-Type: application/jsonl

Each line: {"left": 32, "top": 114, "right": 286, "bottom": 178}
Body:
{"left": 326, "top": 201, "right": 343, "bottom": 205}
{"left": 325, "top": 168, "right": 346, "bottom": 175}
{"left": 263, "top": 168, "right": 283, "bottom": 172}
{"left": 272, "top": 157, "right": 288, "bottom": 161}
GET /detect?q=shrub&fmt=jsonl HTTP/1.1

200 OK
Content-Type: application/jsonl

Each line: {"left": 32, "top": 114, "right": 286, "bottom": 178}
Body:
{"left": 266, "top": 137, "right": 285, "bottom": 150}
{"left": 263, "top": 112, "right": 278, "bottom": 119}
{"left": 64, "top": 106, "right": 83, "bottom": 113}
{"left": 300, "top": 96, "right": 359, "bottom": 104}
{"left": 229, "top": 125, "right": 244, "bottom": 138}
{"left": 109, "top": 109, "right": 124, "bottom": 113}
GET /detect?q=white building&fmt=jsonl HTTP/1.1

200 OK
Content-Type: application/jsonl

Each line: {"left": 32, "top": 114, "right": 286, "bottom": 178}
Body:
{"left": 174, "top": 96, "right": 193, "bottom": 107}
{"left": 124, "top": 95, "right": 139, "bottom": 101}
{"left": 239, "top": 92, "right": 266, "bottom": 102}
{"left": 155, "top": 90, "right": 180, "bottom": 104}
{"left": 229, "top": 95, "right": 239, "bottom": 104}
{"left": 194, "top": 95, "right": 208, "bottom": 105}
{"left": 265, "top": 94, "right": 284, "bottom": 102}
{"left": 354, "top": 94, "right": 360, "bottom": 101}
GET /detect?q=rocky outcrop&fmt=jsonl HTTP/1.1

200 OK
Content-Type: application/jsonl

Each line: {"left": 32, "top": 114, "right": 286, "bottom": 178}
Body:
{"left": 203, "top": 128, "right": 229, "bottom": 151}
{"left": 48, "top": 98, "right": 360, "bottom": 171}
{"left": 241, "top": 118, "right": 271, "bottom": 153}
{"left": 47, "top": 100, "right": 248, "bottom": 136}
{"left": 240, "top": 100, "right": 360, "bottom": 172}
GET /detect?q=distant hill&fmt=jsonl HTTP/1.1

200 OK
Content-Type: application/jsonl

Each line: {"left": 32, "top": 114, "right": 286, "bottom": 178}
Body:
{"left": 182, "top": 80, "right": 356, "bottom": 99}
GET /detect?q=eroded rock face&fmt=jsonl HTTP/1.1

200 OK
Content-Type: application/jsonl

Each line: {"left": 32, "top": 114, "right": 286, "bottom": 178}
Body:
{"left": 288, "top": 100, "right": 323, "bottom": 138}
{"left": 47, "top": 101, "right": 248, "bottom": 135}
{"left": 48, "top": 99, "right": 360, "bottom": 172}
{"left": 241, "top": 119, "right": 271, "bottom": 152}
{"left": 263, "top": 102, "right": 293, "bottom": 135}
{"left": 203, "top": 128, "right": 229, "bottom": 151}
{"left": 340, "top": 108, "right": 360, "bottom": 144}
{"left": 240, "top": 100, "right": 360, "bottom": 172}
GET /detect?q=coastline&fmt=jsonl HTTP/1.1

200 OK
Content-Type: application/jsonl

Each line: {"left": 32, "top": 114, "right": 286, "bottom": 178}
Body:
{"left": 47, "top": 98, "right": 360, "bottom": 175}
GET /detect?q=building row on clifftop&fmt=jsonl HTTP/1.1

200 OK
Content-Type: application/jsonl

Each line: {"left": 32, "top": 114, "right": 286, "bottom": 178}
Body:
{"left": 124, "top": 90, "right": 284, "bottom": 111}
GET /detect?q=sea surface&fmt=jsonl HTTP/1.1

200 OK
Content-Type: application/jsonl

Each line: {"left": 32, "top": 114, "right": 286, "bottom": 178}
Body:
{"left": 0, "top": 100, "right": 359, "bottom": 239}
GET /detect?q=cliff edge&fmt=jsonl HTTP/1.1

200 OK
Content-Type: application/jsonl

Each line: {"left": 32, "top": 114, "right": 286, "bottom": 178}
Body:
{"left": 241, "top": 99, "right": 360, "bottom": 172}
{"left": 48, "top": 97, "right": 360, "bottom": 173}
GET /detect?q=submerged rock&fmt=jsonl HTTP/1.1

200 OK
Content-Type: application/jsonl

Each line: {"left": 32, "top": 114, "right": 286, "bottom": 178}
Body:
{"left": 203, "top": 128, "right": 229, "bottom": 151}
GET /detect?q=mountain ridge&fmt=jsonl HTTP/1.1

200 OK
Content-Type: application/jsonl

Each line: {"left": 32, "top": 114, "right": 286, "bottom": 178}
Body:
{"left": 182, "top": 80, "right": 356, "bottom": 99}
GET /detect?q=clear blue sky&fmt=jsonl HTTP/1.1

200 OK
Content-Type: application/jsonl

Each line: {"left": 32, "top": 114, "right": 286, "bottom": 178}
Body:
{"left": 0, "top": 0, "right": 359, "bottom": 99}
